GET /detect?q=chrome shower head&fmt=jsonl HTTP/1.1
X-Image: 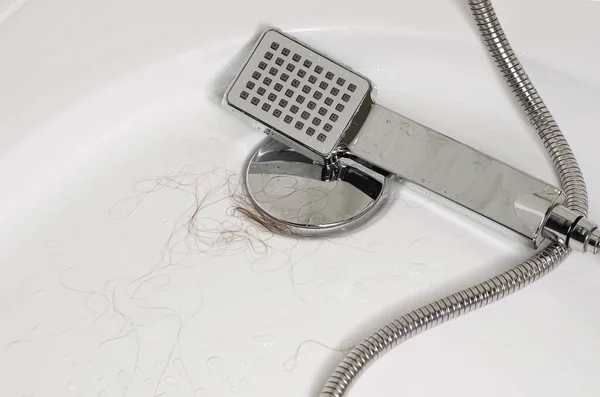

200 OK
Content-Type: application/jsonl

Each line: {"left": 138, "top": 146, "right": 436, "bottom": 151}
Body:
{"left": 224, "top": 29, "right": 373, "bottom": 163}
{"left": 222, "top": 27, "right": 599, "bottom": 254}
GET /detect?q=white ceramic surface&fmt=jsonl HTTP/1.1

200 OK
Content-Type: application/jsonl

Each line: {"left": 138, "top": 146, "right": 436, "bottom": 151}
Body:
{"left": 1, "top": 1, "right": 599, "bottom": 396}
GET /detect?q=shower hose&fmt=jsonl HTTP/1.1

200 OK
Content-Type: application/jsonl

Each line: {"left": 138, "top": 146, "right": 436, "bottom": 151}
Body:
{"left": 319, "top": 1, "right": 593, "bottom": 396}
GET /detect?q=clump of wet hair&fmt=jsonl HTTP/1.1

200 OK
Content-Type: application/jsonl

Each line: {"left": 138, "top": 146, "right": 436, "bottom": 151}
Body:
{"left": 229, "top": 190, "right": 298, "bottom": 238}
{"left": 110, "top": 164, "right": 298, "bottom": 262}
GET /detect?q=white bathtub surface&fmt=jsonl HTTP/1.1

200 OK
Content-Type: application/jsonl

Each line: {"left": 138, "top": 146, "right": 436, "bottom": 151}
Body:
{"left": 1, "top": 1, "right": 599, "bottom": 396}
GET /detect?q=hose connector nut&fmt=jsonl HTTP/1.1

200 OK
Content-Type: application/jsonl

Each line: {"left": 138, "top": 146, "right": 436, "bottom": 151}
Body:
{"left": 544, "top": 205, "right": 599, "bottom": 254}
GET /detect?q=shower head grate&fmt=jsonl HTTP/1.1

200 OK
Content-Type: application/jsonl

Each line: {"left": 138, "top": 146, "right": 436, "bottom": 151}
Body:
{"left": 224, "top": 29, "right": 372, "bottom": 159}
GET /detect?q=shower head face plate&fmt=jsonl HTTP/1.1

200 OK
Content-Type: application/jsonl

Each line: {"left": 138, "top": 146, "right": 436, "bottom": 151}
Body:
{"left": 225, "top": 29, "right": 372, "bottom": 160}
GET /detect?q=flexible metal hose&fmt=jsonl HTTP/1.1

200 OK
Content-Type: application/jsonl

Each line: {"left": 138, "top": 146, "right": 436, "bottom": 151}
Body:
{"left": 319, "top": 1, "right": 589, "bottom": 396}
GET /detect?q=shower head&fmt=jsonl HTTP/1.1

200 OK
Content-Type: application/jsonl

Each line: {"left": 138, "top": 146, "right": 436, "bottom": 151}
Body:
{"left": 222, "top": 27, "right": 599, "bottom": 254}
{"left": 224, "top": 29, "right": 373, "bottom": 163}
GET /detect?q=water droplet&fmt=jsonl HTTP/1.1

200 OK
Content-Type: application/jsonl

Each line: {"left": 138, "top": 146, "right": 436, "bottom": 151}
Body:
{"left": 230, "top": 385, "right": 237, "bottom": 394}
{"left": 105, "top": 341, "right": 118, "bottom": 350}
{"left": 472, "top": 161, "right": 484, "bottom": 171}
{"left": 253, "top": 334, "right": 276, "bottom": 349}
{"left": 173, "top": 358, "right": 185, "bottom": 374}
{"left": 351, "top": 282, "right": 369, "bottom": 303}
{"left": 408, "top": 236, "right": 431, "bottom": 250}
{"left": 239, "top": 360, "right": 246, "bottom": 366}
{"left": 194, "top": 388, "right": 208, "bottom": 397}
{"left": 408, "top": 262, "right": 430, "bottom": 277}
{"left": 162, "top": 313, "right": 180, "bottom": 330}
{"left": 250, "top": 355, "right": 268, "bottom": 374}
{"left": 117, "top": 368, "right": 130, "bottom": 387}
{"left": 144, "top": 378, "right": 153, "bottom": 385}
{"left": 322, "top": 295, "right": 340, "bottom": 309}
{"left": 240, "top": 378, "right": 251, "bottom": 390}
{"left": 65, "top": 381, "right": 77, "bottom": 392}
{"left": 97, "top": 377, "right": 107, "bottom": 388}
{"left": 392, "top": 263, "right": 407, "bottom": 275}
{"left": 164, "top": 376, "right": 178, "bottom": 387}
{"left": 207, "top": 356, "right": 229, "bottom": 381}
{"left": 386, "top": 119, "right": 391, "bottom": 124}
{"left": 98, "top": 392, "right": 105, "bottom": 397}
{"left": 226, "top": 377, "right": 234, "bottom": 385}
